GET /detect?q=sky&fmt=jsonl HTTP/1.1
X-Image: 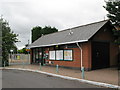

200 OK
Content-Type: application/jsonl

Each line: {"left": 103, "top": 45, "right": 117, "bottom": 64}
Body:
{"left": 0, "top": 0, "right": 108, "bottom": 50}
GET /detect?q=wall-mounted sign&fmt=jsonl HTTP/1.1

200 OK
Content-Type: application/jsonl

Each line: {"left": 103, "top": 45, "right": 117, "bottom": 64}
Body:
{"left": 49, "top": 51, "right": 55, "bottom": 60}
{"left": 64, "top": 50, "right": 72, "bottom": 61}
{"left": 26, "top": 47, "right": 30, "bottom": 52}
{"left": 56, "top": 50, "right": 63, "bottom": 60}
{"left": 26, "top": 49, "right": 30, "bottom": 52}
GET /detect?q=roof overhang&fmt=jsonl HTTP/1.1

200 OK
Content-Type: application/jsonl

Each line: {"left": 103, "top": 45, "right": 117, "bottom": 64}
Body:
{"left": 28, "top": 39, "right": 88, "bottom": 48}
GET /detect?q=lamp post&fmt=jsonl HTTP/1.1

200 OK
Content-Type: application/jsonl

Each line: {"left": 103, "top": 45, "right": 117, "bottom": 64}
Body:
{"left": 10, "top": 49, "right": 13, "bottom": 62}
{"left": 0, "top": 15, "right": 3, "bottom": 67}
{"left": 26, "top": 47, "right": 30, "bottom": 64}
{"left": 26, "top": 39, "right": 30, "bottom": 64}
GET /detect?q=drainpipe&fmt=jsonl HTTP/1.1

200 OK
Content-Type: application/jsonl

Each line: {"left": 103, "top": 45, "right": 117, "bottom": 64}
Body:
{"left": 76, "top": 42, "right": 85, "bottom": 79}
{"left": 76, "top": 42, "right": 83, "bottom": 69}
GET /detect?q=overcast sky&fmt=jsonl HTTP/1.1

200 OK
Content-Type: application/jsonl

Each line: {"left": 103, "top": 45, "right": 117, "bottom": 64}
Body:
{"left": 0, "top": 0, "right": 108, "bottom": 50}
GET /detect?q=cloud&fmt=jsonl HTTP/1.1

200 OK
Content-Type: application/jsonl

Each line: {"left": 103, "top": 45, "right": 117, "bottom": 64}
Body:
{"left": 0, "top": 0, "right": 107, "bottom": 49}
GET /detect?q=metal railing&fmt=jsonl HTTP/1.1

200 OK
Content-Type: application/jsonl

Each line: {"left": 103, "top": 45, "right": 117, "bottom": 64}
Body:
{"left": 9, "top": 54, "right": 30, "bottom": 65}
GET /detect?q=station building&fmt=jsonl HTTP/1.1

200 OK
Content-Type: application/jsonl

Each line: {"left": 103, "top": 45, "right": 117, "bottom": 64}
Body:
{"left": 28, "top": 20, "right": 119, "bottom": 70}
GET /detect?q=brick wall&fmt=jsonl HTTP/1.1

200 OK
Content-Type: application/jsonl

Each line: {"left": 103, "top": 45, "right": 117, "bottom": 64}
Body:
{"left": 30, "top": 22, "right": 119, "bottom": 70}
{"left": 45, "top": 47, "right": 81, "bottom": 68}
{"left": 30, "top": 49, "right": 32, "bottom": 64}
{"left": 45, "top": 42, "right": 91, "bottom": 70}
{"left": 91, "top": 25, "right": 119, "bottom": 67}
{"left": 82, "top": 42, "right": 92, "bottom": 70}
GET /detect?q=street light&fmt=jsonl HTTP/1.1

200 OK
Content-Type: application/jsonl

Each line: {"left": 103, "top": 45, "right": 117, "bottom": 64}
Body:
{"left": 0, "top": 15, "right": 3, "bottom": 67}
{"left": 26, "top": 39, "right": 30, "bottom": 64}
{"left": 26, "top": 47, "right": 30, "bottom": 64}
{"left": 10, "top": 49, "right": 13, "bottom": 62}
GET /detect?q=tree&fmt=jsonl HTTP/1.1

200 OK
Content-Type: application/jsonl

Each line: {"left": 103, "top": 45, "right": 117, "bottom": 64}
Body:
{"left": 18, "top": 48, "right": 28, "bottom": 54}
{"left": 31, "top": 26, "right": 58, "bottom": 43}
{"left": 31, "top": 26, "right": 42, "bottom": 43}
{"left": 104, "top": 0, "right": 120, "bottom": 44}
{"left": 42, "top": 26, "right": 58, "bottom": 35}
{"left": 1, "top": 17, "right": 18, "bottom": 66}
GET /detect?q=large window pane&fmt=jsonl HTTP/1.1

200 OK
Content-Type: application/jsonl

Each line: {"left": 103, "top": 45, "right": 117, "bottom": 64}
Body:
{"left": 56, "top": 50, "right": 63, "bottom": 60}
{"left": 64, "top": 50, "right": 73, "bottom": 61}
{"left": 49, "top": 51, "right": 55, "bottom": 60}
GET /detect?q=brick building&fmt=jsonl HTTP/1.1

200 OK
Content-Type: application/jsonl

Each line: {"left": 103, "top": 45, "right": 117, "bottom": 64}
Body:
{"left": 29, "top": 20, "right": 119, "bottom": 70}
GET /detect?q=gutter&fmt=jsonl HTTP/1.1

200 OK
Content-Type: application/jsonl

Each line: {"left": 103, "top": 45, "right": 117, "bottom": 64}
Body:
{"left": 29, "top": 40, "right": 88, "bottom": 48}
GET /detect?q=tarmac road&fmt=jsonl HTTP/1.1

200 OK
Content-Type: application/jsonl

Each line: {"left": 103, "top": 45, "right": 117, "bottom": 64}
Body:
{"left": 2, "top": 69, "right": 104, "bottom": 88}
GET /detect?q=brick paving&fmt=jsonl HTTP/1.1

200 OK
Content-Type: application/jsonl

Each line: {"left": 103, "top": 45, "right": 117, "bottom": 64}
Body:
{"left": 5, "top": 64, "right": 119, "bottom": 86}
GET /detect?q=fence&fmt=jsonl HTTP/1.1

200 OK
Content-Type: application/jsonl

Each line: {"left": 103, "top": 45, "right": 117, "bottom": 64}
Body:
{"left": 9, "top": 54, "right": 30, "bottom": 65}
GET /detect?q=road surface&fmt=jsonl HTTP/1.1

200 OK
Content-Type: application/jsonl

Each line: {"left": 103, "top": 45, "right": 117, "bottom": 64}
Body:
{"left": 2, "top": 69, "right": 103, "bottom": 88}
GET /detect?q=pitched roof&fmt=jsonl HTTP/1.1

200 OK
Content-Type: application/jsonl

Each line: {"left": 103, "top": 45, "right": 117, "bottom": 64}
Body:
{"left": 29, "top": 20, "right": 109, "bottom": 48}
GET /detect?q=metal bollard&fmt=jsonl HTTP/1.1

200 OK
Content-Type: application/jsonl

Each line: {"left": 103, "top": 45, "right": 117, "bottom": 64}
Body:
{"left": 56, "top": 64, "right": 59, "bottom": 73}
{"left": 81, "top": 67, "right": 85, "bottom": 79}
{"left": 39, "top": 63, "right": 42, "bottom": 70}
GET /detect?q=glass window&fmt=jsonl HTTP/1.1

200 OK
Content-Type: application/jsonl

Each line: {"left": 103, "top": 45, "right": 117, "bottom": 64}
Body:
{"left": 49, "top": 51, "right": 55, "bottom": 60}
{"left": 64, "top": 50, "right": 73, "bottom": 61}
{"left": 56, "top": 50, "right": 63, "bottom": 60}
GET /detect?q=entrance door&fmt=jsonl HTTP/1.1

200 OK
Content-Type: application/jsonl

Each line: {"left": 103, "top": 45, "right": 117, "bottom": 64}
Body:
{"left": 38, "top": 48, "right": 45, "bottom": 65}
{"left": 32, "top": 48, "right": 45, "bottom": 65}
{"left": 38, "top": 48, "right": 42, "bottom": 64}
{"left": 92, "top": 42, "right": 110, "bottom": 70}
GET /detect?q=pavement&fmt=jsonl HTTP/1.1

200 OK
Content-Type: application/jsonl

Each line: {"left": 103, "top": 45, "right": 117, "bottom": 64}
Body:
{"left": 3, "top": 64, "right": 119, "bottom": 88}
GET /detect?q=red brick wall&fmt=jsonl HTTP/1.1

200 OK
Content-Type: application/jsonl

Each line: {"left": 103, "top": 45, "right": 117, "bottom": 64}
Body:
{"left": 30, "top": 23, "right": 119, "bottom": 69}
{"left": 91, "top": 26, "right": 119, "bottom": 67}
{"left": 30, "top": 49, "right": 32, "bottom": 64}
{"left": 110, "top": 43, "right": 118, "bottom": 66}
{"left": 45, "top": 47, "right": 81, "bottom": 68}
{"left": 44, "top": 25, "right": 119, "bottom": 69}
{"left": 45, "top": 42, "right": 91, "bottom": 70}
{"left": 82, "top": 42, "right": 92, "bottom": 69}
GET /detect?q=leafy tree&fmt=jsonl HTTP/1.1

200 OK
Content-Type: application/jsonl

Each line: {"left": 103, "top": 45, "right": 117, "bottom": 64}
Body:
{"left": 18, "top": 48, "right": 28, "bottom": 54}
{"left": 42, "top": 26, "right": 58, "bottom": 35}
{"left": 31, "top": 26, "right": 42, "bottom": 43}
{"left": 31, "top": 26, "right": 58, "bottom": 43}
{"left": 1, "top": 17, "right": 18, "bottom": 66}
{"left": 104, "top": 0, "right": 120, "bottom": 44}
{"left": 17, "top": 43, "right": 30, "bottom": 54}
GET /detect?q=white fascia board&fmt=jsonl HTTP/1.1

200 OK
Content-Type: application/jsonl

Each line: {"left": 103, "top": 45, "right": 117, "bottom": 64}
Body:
{"left": 29, "top": 40, "right": 88, "bottom": 48}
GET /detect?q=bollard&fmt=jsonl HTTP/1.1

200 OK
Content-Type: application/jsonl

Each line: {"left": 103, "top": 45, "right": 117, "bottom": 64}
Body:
{"left": 81, "top": 67, "right": 85, "bottom": 79}
{"left": 56, "top": 64, "right": 59, "bottom": 73}
{"left": 39, "top": 63, "right": 42, "bottom": 70}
